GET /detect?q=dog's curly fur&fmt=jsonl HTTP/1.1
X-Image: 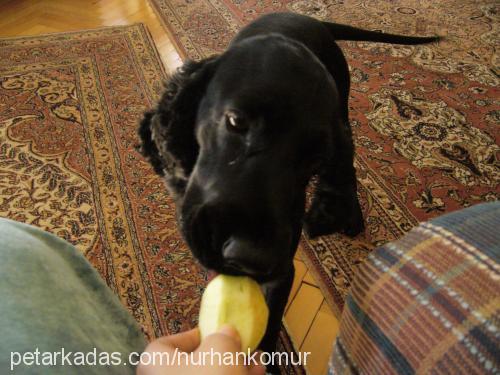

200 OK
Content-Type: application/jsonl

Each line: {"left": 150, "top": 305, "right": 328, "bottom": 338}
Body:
{"left": 139, "top": 57, "right": 219, "bottom": 196}
{"left": 138, "top": 12, "right": 439, "bottom": 372}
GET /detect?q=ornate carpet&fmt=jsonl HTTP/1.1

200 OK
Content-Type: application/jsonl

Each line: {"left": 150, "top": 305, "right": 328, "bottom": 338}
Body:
{"left": 0, "top": 25, "right": 303, "bottom": 373}
{"left": 0, "top": 25, "right": 177, "bottom": 339}
{"left": 148, "top": 0, "right": 500, "bottom": 316}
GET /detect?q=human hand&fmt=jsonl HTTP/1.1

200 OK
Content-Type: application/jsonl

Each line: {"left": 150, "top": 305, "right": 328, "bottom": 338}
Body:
{"left": 137, "top": 325, "right": 266, "bottom": 375}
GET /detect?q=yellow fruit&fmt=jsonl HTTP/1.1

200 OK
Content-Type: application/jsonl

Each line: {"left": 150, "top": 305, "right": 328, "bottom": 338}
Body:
{"left": 199, "top": 274, "right": 269, "bottom": 353}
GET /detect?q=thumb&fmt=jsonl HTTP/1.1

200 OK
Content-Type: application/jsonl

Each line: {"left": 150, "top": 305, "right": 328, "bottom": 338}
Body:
{"left": 197, "top": 325, "right": 242, "bottom": 353}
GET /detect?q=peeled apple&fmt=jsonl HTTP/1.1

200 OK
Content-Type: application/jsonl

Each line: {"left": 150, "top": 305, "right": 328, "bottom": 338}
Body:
{"left": 199, "top": 274, "right": 269, "bottom": 353}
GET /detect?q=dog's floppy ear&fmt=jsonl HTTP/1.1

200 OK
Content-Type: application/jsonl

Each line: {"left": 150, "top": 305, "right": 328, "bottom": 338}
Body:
{"left": 138, "top": 56, "right": 219, "bottom": 197}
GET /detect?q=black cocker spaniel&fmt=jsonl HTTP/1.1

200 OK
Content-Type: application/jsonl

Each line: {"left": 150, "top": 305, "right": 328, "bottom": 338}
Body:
{"left": 139, "top": 12, "right": 439, "bottom": 371}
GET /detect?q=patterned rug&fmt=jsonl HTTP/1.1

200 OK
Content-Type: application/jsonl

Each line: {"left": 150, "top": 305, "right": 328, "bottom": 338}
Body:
{"left": 148, "top": 0, "right": 500, "bottom": 316}
{"left": 0, "top": 25, "right": 176, "bottom": 339}
{"left": 0, "top": 25, "right": 303, "bottom": 374}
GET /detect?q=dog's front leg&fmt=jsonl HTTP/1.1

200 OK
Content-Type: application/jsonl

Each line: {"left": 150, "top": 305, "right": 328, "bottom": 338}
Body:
{"left": 304, "top": 119, "right": 364, "bottom": 238}
{"left": 258, "top": 264, "right": 294, "bottom": 374}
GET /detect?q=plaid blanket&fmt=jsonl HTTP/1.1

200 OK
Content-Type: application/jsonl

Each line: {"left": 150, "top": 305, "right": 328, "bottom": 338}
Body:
{"left": 330, "top": 202, "right": 500, "bottom": 374}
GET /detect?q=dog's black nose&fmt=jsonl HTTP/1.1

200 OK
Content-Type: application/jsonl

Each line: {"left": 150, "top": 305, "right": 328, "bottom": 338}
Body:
{"left": 222, "top": 237, "right": 274, "bottom": 278}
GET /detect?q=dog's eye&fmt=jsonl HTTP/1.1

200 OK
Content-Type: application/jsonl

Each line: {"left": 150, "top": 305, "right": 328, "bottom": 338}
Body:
{"left": 225, "top": 111, "right": 248, "bottom": 132}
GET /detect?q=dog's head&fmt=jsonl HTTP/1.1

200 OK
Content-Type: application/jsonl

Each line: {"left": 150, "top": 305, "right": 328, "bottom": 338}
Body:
{"left": 139, "top": 34, "right": 339, "bottom": 282}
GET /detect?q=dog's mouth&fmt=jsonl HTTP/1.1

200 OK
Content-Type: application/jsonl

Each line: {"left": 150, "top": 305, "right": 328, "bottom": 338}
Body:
{"left": 183, "top": 205, "right": 279, "bottom": 283}
{"left": 206, "top": 264, "right": 274, "bottom": 284}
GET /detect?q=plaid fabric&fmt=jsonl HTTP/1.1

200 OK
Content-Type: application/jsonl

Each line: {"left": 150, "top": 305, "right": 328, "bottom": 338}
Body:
{"left": 329, "top": 202, "right": 500, "bottom": 374}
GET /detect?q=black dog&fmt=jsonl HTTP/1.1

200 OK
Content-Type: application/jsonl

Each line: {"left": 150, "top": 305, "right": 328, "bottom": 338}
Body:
{"left": 139, "top": 12, "right": 438, "bottom": 370}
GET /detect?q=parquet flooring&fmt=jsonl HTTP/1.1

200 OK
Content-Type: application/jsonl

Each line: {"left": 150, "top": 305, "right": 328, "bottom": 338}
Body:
{"left": 0, "top": 0, "right": 183, "bottom": 71}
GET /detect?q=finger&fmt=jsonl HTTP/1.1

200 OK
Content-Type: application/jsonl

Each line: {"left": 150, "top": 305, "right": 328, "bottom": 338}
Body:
{"left": 248, "top": 350, "right": 266, "bottom": 375}
{"left": 149, "top": 328, "right": 200, "bottom": 353}
{"left": 248, "top": 363, "right": 267, "bottom": 375}
{"left": 197, "top": 324, "right": 242, "bottom": 353}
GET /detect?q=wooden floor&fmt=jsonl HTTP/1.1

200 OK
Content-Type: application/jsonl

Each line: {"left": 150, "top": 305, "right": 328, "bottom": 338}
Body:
{"left": 0, "top": 0, "right": 183, "bottom": 72}
{"left": 0, "top": 1, "right": 340, "bottom": 373}
{"left": 287, "top": 251, "right": 340, "bottom": 375}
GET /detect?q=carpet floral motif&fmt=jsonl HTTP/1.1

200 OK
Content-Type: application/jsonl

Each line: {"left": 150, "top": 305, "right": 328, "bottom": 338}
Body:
{"left": 149, "top": 0, "right": 500, "bottom": 316}
{"left": 0, "top": 71, "right": 96, "bottom": 249}
{"left": 367, "top": 88, "right": 499, "bottom": 187}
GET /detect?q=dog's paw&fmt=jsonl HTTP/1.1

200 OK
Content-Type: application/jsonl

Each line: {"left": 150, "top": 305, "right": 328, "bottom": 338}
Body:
{"left": 304, "top": 197, "right": 364, "bottom": 238}
{"left": 342, "top": 208, "right": 365, "bottom": 237}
